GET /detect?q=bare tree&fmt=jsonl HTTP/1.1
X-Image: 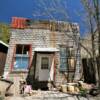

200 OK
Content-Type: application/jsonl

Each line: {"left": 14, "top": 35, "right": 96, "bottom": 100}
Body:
{"left": 33, "top": 0, "right": 93, "bottom": 55}
{"left": 32, "top": 0, "right": 94, "bottom": 82}
{"left": 81, "top": 0, "right": 97, "bottom": 83}
{"left": 93, "top": 0, "right": 100, "bottom": 87}
{"left": 81, "top": 0, "right": 100, "bottom": 86}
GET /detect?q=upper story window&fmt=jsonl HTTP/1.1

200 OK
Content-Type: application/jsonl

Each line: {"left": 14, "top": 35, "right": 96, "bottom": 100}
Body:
{"left": 16, "top": 45, "right": 30, "bottom": 54}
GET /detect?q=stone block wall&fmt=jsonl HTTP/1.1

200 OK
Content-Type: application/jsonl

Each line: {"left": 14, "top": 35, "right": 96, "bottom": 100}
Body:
{"left": 4, "top": 21, "right": 81, "bottom": 94}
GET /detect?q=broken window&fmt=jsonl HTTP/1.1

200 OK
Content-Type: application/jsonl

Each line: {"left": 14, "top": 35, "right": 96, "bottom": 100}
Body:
{"left": 16, "top": 45, "right": 30, "bottom": 54}
{"left": 60, "top": 47, "right": 68, "bottom": 71}
{"left": 60, "top": 46, "right": 75, "bottom": 71}
{"left": 68, "top": 48, "right": 75, "bottom": 71}
{"left": 41, "top": 57, "right": 49, "bottom": 69}
{"left": 13, "top": 44, "right": 31, "bottom": 70}
{"left": 68, "top": 58, "right": 75, "bottom": 71}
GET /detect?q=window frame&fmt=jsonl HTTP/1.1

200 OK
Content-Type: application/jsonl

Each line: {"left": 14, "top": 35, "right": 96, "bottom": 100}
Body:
{"left": 41, "top": 57, "right": 49, "bottom": 69}
{"left": 59, "top": 45, "right": 76, "bottom": 72}
{"left": 12, "top": 44, "right": 32, "bottom": 71}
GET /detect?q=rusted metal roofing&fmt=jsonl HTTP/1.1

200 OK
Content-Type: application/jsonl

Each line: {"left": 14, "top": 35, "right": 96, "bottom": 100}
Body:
{"left": 11, "top": 17, "right": 27, "bottom": 29}
{"left": 11, "top": 17, "right": 79, "bottom": 33}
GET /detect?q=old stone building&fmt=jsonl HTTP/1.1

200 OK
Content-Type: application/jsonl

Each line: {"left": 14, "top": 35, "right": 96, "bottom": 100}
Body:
{"left": 4, "top": 17, "right": 81, "bottom": 94}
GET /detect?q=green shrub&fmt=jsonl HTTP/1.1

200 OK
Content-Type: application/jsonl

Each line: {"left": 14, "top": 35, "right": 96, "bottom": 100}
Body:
{"left": 0, "top": 96, "right": 4, "bottom": 100}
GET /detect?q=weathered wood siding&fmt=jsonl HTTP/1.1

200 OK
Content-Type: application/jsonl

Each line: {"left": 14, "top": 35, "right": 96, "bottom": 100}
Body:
{"left": 0, "top": 52, "right": 7, "bottom": 76}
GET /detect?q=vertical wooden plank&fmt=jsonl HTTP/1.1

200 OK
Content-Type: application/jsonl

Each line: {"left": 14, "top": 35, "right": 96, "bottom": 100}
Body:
{"left": 0, "top": 52, "right": 7, "bottom": 75}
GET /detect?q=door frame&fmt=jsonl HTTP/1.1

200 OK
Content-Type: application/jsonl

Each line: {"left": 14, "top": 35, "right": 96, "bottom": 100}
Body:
{"left": 35, "top": 53, "right": 52, "bottom": 81}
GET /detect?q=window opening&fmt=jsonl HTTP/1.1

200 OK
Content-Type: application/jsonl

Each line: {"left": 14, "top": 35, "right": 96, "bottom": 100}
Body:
{"left": 41, "top": 57, "right": 49, "bottom": 69}
{"left": 60, "top": 46, "right": 75, "bottom": 71}
{"left": 13, "top": 44, "right": 31, "bottom": 70}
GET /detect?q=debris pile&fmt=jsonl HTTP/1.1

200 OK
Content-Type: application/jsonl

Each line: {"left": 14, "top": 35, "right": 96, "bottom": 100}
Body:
{"left": 60, "top": 81, "right": 98, "bottom": 96}
{"left": 0, "top": 77, "right": 13, "bottom": 100}
{"left": 24, "top": 90, "right": 71, "bottom": 100}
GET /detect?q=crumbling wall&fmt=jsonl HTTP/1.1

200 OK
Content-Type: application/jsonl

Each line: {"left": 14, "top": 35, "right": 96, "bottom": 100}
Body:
{"left": 4, "top": 21, "right": 81, "bottom": 94}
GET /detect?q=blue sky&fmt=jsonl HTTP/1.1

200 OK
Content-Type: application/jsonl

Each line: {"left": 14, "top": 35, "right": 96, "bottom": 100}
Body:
{"left": 0, "top": 0, "right": 86, "bottom": 36}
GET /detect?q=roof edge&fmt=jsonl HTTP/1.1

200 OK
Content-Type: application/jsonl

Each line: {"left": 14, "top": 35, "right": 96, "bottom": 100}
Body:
{"left": 0, "top": 40, "right": 9, "bottom": 47}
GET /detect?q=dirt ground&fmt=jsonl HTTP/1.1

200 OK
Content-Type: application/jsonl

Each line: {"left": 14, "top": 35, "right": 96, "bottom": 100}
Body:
{"left": 4, "top": 91, "right": 100, "bottom": 100}
{"left": 4, "top": 96, "right": 100, "bottom": 100}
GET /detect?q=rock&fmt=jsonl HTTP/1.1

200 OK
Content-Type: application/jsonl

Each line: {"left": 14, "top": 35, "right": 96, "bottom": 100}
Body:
{"left": 0, "top": 79, "right": 13, "bottom": 96}
{"left": 89, "top": 89, "right": 99, "bottom": 96}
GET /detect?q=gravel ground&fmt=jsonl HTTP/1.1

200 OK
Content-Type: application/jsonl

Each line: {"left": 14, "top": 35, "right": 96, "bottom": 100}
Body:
{"left": 5, "top": 95, "right": 100, "bottom": 100}
{"left": 4, "top": 91, "right": 100, "bottom": 100}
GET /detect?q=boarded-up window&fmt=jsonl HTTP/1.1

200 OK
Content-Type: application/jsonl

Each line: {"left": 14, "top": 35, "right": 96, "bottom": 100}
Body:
{"left": 41, "top": 57, "right": 49, "bottom": 69}
{"left": 68, "top": 48, "right": 75, "bottom": 57}
{"left": 68, "top": 58, "right": 75, "bottom": 71}
{"left": 68, "top": 48, "right": 75, "bottom": 71}
{"left": 60, "top": 47, "right": 68, "bottom": 71}
{"left": 60, "top": 46, "right": 75, "bottom": 71}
